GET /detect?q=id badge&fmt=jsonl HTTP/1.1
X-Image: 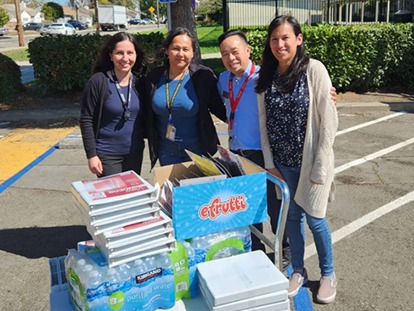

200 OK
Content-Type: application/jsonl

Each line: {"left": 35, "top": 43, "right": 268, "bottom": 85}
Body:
{"left": 166, "top": 124, "right": 176, "bottom": 141}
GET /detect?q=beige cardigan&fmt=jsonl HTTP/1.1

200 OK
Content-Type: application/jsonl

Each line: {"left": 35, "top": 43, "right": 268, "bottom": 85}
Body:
{"left": 258, "top": 59, "right": 338, "bottom": 218}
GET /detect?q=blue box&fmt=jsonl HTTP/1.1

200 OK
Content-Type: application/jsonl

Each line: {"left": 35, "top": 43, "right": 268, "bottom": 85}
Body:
{"left": 154, "top": 158, "right": 268, "bottom": 240}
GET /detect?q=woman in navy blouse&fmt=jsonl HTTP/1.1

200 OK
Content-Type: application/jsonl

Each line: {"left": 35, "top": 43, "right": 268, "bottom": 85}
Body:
{"left": 256, "top": 16, "right": 339, "bottom": 304}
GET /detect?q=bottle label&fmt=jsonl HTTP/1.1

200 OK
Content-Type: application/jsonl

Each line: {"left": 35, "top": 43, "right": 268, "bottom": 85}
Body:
{"left": 170, "top": 242, "right": 193, "bottom": 300}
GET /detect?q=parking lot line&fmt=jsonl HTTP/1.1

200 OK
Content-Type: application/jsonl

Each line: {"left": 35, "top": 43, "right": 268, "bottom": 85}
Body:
{"left": 334, "top": 137, "right": 414, "bottom": 174}
{"left": 305, "top": 190, "right": 414, "bottom": 260}
{"left": 336, "top": 112, "right": 406, "bottom": 137}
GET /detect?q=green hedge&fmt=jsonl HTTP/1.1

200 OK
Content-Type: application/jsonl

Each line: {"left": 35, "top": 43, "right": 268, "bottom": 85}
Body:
{"left": 0, "top": 53, "right": 24, "bottom": 102}
{"left": 247, "top": 23, "right": 414, "bottom": 92}
{"left": 28, "top": 32, "right": 165, "bottom": 92}
{"left": 27, "top": 25, "right": 414, "bottom": 93}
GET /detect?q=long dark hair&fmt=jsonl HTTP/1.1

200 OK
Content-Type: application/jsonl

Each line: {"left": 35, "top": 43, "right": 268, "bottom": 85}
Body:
{"left": 160, "top": 27, "right": 196, "bottom": 66}
{"left": 93, "top": 32, "right": 149, "bottom": 76}
{"left": 255, "top": 15, "right": 309, "bottom": 93}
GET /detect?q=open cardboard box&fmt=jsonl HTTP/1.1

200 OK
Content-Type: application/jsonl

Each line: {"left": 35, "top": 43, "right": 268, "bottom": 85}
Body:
{"left": 154, "top": 157, "right": 268, "bottom": 240}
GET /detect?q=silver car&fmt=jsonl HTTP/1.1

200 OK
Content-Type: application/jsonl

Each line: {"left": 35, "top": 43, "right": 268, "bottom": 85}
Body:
{"left": 48, "top": 23, "right": 76, "bottom": 36}
{"left": 0, "top": 26, "right": 8, "bottom": 36}
{"left": 39, "top": 24, "right": 51, "bottom": 36}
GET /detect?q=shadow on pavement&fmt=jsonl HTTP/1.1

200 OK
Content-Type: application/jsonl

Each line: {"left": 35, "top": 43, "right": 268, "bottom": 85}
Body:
{"left": 0, "top": 225, "right": 91, "bottom": 258}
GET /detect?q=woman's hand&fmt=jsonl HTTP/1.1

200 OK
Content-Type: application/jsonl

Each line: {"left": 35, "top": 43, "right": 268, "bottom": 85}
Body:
{"left": 88, "top": 156, "right": 103, "bottom": 176}
{"left": 330, "top": 86, "right": 337, "bottom": 105}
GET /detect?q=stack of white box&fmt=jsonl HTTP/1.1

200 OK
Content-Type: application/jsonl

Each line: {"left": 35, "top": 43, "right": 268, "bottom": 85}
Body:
{"left": 71, "top": 170, "right": 176, "bottom": 267}
{"left": 197, "top": 251, "right": 290, "bottom": 311}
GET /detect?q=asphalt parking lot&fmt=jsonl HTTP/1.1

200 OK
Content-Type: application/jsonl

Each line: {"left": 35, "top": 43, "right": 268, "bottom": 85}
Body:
{"left": 0, "top": 96, "right": 413, "bottom": 310}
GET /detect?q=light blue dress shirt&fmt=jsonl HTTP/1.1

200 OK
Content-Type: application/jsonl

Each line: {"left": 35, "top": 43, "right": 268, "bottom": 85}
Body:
{"left": 217, "top": 61, "right": 261, "bottom": 151}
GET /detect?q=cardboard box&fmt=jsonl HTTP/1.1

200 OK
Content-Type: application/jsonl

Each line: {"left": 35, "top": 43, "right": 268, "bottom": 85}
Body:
{"left": 196, "top": 251, "right": 288, "bottom": 306}
{"left": 154, "top": 158, "right": 268, "bottom": 240}
{"left": 199, "top": 282, "right": 287, "bottom": 311}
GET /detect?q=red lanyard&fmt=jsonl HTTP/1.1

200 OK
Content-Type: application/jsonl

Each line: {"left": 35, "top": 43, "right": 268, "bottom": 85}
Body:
{"left": 228, "top": 64, "right": 255, "bottom": 130}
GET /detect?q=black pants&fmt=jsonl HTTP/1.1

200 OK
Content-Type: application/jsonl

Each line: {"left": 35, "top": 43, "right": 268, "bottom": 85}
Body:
{"left": 231, "top": 149, "right": 289, "bottom": 252}
{"left": 98, "top": 150, "right": 144, "bottom": 178}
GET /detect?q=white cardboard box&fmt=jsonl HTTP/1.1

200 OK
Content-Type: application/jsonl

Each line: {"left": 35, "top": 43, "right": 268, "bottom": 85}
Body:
{"left": 196, "top": 251, "right": 288, "bottom": 307}
{"left": 199, "top": 280, "right": 288, "bottom": 311}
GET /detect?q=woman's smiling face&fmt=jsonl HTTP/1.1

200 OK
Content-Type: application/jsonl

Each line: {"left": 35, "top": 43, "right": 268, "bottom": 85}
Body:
{"left": 269, "top": 22, "right": 303, "bottom": 73}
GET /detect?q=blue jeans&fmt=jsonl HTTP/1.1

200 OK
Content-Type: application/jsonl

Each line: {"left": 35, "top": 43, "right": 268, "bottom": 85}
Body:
{"left": 276, "top": 164, "right": 334, "bottom": 277}
{"left": 159, "top": 139, "right": 202, "bottom": 166}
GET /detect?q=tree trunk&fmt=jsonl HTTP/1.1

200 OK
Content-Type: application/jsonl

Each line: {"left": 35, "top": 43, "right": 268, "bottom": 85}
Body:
{"left": 170, "top": 1, "right": 201, "bottom": 63}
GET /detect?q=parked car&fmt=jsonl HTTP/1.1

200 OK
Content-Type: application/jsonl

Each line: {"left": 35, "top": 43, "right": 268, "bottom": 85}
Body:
{"left": 47, "top": 23, "right": 76, "bottom": 36}
{"left": 67, "top": 20, "right": 88, "bottom": 30}
{"left": 39, "top": 24, "right": 51, "bottom": 36}
{"left": 128, "top": 18, "right": 142, "bottom": 25}
{"left": 0, "top": 26, "right": 8, "bottom": 36}
{"left": 142, "top": 18, "right": 155, "bottom": 24}
{"left": 23, "top": 22, "right": 42, "bottom": 31}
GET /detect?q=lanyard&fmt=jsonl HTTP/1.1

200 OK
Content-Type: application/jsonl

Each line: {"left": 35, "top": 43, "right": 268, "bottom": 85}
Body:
{"left": 111, "top": 69, "right": 132, "bottom": 120}
{"left": 165, "top": 68, "right": 188, "bottom": 124}
{"left": 228, "top": 64, "right": 255, "bottom": 130}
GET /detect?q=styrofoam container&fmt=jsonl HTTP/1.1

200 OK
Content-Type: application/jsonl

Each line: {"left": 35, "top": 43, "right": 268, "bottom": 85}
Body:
{"left": 85, "top": 209, "right": 161, "bottom": 235}
{"left": 196, "top": 251, "right": 288, "bottom": 306}
{"left": 93, "top": 212, "right": 173, "bottom": 248}
{"left": 71, "top": 171, "right": 159, "bottom": 216}
{"left": 73, "top": 197, "right": 160, "bottom": 227}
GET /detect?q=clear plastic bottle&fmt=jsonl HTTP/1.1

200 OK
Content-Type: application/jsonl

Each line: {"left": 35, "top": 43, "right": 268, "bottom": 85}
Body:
{"left": 76, "top": 261, "right": 94, "bottom": 288}
{"left": 105, "top": 268, "right": 121, "bottom": 293}
{"left": 144, "top": 256, "right": 156, "bottom": 272}
{"left": 133, "top": 259, "right": 146, "bottom": 275}
{"left": 182, "top": 242, "right": 196, "bottom": 266}
{"left": 116, "top": 263, "right": 131, "bottom": 283}
{"left": 156, "top": 252, "right": 172, "bottom": 272}
{"left": 87, "top": 269, "right": 103, "bottom": 290}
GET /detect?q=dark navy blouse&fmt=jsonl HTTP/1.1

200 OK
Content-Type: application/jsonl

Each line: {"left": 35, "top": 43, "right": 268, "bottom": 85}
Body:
{"left": 264, "top": 72, "right": 309, "bottom": 167}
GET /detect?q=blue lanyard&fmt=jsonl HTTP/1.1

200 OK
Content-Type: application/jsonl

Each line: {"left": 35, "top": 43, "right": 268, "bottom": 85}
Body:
{"left": 111, "top": 69, "right": 132, "bottom": 120}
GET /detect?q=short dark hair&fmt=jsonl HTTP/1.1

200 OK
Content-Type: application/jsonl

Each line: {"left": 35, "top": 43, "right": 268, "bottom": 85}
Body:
{"left": 218, "top": 29, "right": 248, "bottom": 46}
{"left": 93, "top": 32, "right": 149, "bottom": 76}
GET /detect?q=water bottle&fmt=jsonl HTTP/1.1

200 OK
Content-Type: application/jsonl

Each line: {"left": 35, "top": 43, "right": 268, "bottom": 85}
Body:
{"left": 133, "top": 259, "right": 146, "bottom": 275}
{"left": 87, "top": 269, "right": 103, "bottom": 290}
{"left": 116, "top": 263, "right": 131, "bottom": 283}
{"left": 182, "top": 241, "right": 198, "bottom": 298}
{"left": 190, "top": 236, "right": 208, "bottom": 264}
{"left": 144, "top": 256, "right": 156, "bottom": 272}
{"left": 105, "top": 268, "right": 121, "bottom": 293}
{"left": 182, "top": 242, "right": 196, "bottom": 266}
{"left": 156, "top": 252, "right": 172, "bottom": 273}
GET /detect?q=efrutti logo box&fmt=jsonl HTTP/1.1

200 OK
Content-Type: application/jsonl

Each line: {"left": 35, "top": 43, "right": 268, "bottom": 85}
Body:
{"left": 154, "top": 157, "right": 267, "bottom": 240}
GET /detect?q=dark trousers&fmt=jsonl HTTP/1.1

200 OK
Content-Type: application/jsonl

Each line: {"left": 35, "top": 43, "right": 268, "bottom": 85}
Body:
{"left": 230, "top": 149, "right": 289, "bottom": 251}
{"left": 98, "top": 150, "right": 144, "bottom": 178}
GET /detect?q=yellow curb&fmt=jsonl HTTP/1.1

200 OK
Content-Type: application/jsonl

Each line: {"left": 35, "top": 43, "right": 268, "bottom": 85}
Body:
{"left": 0, "top": 126, "right": 77, "bottom": 182}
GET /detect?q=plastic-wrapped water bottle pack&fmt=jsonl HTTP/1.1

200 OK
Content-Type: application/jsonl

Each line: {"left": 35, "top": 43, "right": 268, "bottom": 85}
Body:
{"left": 65, "top": 249, "right": 175, "bottom": 311}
